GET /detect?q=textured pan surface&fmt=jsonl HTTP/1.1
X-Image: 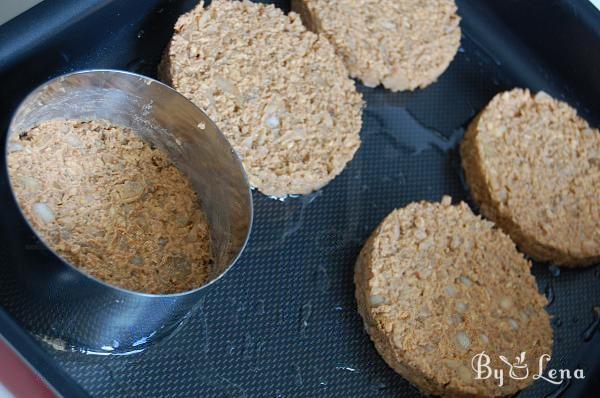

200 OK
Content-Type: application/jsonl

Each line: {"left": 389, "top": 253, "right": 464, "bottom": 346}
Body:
{"left": 0, "top": 0, "right": 598, "bottom": 397}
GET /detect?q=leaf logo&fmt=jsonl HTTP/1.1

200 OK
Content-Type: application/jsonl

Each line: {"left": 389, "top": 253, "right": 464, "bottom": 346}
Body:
{"left": 499, "top": 352, "right": 529, "bottom": 380}
{"left": 515, "top": 352, "right": 526, "bottom": 366}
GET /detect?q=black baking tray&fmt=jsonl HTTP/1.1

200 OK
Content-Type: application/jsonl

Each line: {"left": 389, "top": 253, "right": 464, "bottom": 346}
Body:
{"left": 0, "top": 0, "right": 599, "bottom": 397}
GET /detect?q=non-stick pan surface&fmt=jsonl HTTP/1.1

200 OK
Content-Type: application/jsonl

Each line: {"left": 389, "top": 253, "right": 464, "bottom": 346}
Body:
{"left": 0, "top": 0, "right": 598, "bottom": 397}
